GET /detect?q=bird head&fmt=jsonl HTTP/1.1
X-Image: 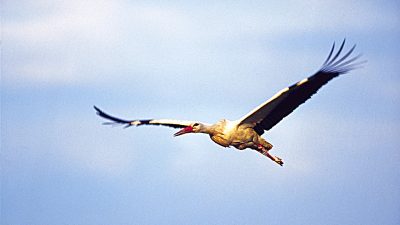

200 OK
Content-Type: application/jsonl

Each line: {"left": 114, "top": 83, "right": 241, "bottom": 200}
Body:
{"left": 174, "top": 123, "right": 201, "bottom": 136}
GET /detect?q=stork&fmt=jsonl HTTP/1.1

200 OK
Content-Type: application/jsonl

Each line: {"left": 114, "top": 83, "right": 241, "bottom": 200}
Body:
{"left": 94, "top": 40, "right": 364, "bottom": 166}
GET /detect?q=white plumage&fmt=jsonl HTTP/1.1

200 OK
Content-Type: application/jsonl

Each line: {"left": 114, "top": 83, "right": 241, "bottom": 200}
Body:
{"left": 95, "top": 40, "right": 364, "bottom": 166}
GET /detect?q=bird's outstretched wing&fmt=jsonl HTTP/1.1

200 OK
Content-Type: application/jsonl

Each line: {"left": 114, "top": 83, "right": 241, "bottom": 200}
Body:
{"left": 238, "top": 39, "right": 365, "bottom": 135}
{"left": 94, "top": 106, "right": 197, "bottom": 129}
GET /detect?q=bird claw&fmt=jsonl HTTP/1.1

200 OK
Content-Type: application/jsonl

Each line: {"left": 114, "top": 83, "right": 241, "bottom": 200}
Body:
{"left": 274, "top": 156, "right": 284, "bottom": 166}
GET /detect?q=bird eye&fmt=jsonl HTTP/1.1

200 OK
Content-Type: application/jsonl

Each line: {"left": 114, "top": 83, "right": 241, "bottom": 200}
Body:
{"left": 193, "top": 123, "right": 199, "bottom": 127}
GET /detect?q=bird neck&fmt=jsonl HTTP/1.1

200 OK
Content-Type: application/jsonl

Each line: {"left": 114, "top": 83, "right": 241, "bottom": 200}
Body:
{"left": 199, "top": 124, "right": 216, "bottom": 135}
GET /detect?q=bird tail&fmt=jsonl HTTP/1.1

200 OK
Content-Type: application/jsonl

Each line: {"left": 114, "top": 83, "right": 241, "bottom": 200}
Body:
{"left": 264, "top": 142, "right": 273, "bottom": 151}
{"left": 260, "top": 139, "right": 273, "bottom": 151}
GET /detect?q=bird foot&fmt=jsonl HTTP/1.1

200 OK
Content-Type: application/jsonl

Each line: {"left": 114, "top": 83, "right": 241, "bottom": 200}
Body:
{"left": 273, "top": 156, "right": 284, "bottom": 166}
{"left": 257, "top": 145, "right": 284, "bottom": 166}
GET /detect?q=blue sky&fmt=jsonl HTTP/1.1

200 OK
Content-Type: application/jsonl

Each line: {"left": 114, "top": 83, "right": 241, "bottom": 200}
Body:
{"left": 2, "top": 1, "right": 400, "bottom": 225}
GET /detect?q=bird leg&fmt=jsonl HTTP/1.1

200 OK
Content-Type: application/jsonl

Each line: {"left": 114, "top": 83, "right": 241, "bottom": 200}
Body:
{"left": 257, "top": 144, "right": 284, "bottom": 166}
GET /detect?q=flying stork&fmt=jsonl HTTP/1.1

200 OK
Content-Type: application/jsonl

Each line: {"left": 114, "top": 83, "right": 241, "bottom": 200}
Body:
{"left": 94, "top": 40, "right": 364, "bottom": 166}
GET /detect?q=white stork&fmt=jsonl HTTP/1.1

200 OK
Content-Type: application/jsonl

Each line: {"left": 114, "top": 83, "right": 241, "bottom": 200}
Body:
{"left": 95, "top": 40, "right": 364, "bottom": 166}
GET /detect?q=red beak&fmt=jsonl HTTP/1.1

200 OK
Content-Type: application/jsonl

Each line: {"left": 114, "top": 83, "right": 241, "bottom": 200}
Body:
{"left": 174, "top": 126, "right": 193, "bottom": 137}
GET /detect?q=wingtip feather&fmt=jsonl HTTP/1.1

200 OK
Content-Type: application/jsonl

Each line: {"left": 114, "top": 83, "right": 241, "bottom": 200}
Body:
{"left": 320, "top": 39, "right": 365, "bottom": 74}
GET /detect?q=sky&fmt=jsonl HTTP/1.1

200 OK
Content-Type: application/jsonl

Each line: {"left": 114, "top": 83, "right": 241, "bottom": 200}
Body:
{"left": 1, "top": 0, "right": 400, "bottom": 225}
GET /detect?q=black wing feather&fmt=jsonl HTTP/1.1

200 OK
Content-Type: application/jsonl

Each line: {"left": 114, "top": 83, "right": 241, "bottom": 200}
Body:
{"left": 253, "top": 72, "right": 338, "bottom": 134}
{"left": 252, "top": 39, "right": 365, "bottom": 135}
{"left": 94, "top": 106, "right": 151, "bottom": 128}
{"left": 94, "top": 106, "right": 192, "bottom": 129}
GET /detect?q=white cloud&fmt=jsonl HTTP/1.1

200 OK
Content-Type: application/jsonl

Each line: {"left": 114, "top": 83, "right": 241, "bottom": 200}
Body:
{"left": 4, "top": 0, "right": 121, "bottom": 44}
{"left": 3, "top": 0, "right": 399, "bottom": 87}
